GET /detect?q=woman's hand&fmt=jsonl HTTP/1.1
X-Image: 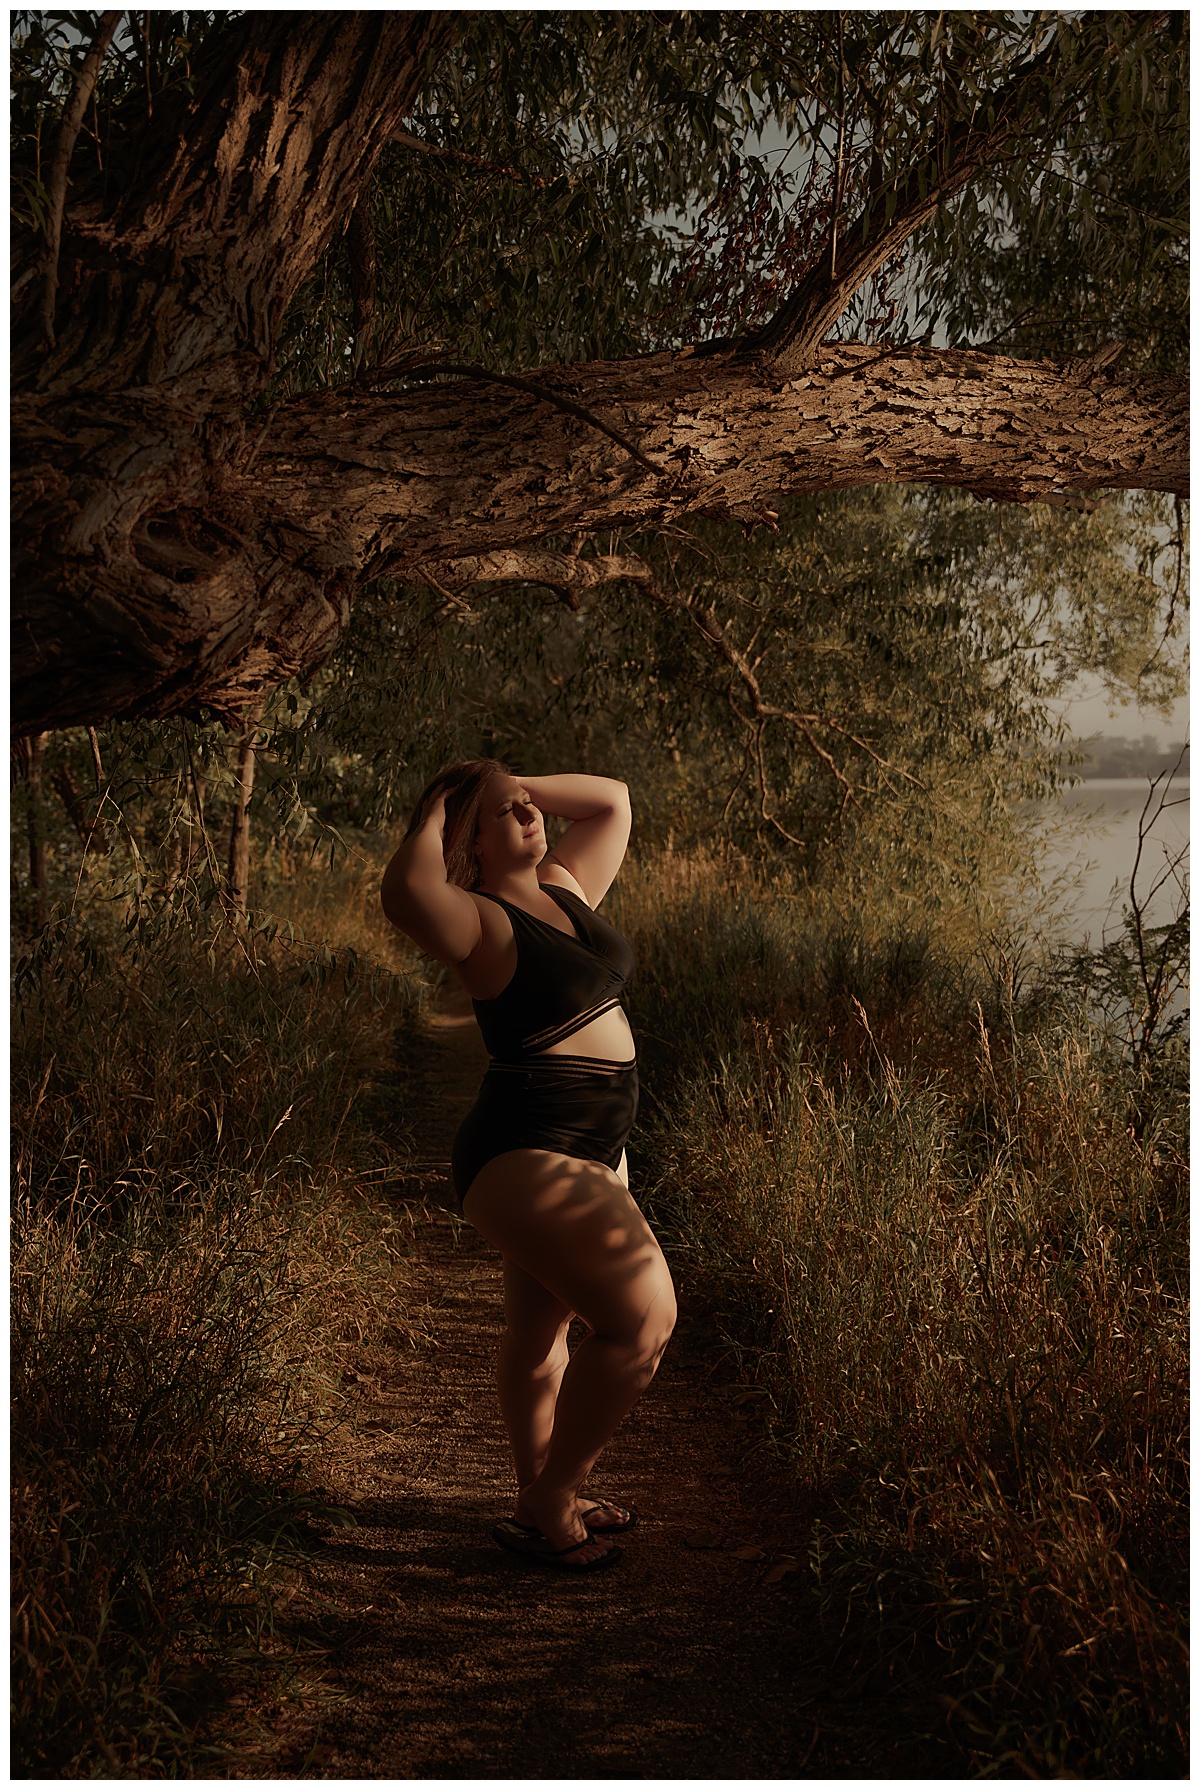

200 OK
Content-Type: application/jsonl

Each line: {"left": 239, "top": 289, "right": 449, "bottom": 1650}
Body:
{"left": 380, "top": 783, "right": 481, "bottom": 962}
{"left": 529, "top": 773, "right": 632, "bottom": 906}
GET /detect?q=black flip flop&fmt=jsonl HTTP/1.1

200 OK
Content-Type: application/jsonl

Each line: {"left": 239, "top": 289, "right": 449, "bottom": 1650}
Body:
{"left": 509, "top": 1499, "right": 639, "bottom": 1536}
{"left": 492, "top": 1519, "right": 622, "bottom": 1571}
{"left": 581, "top": 1499, "right": 639, "bottom": 1534}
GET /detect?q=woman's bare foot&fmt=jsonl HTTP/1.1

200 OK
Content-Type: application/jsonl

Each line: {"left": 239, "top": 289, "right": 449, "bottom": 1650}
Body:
{"left": 514, "top": 1483, "right": 616, "bottom": 1566}
{"left": 514, "top": 1490, "right": 634, "bottom": 1534}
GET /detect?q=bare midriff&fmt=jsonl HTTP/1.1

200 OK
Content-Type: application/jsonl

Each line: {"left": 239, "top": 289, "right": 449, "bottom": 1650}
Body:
{"left": 536, "top": 1005, "right": 635, "bottom": 1062}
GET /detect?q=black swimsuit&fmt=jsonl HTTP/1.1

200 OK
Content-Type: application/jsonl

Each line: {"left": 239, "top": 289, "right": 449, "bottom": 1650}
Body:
{"left": 450, "top": 884, "right": 639, "bottom": 1203}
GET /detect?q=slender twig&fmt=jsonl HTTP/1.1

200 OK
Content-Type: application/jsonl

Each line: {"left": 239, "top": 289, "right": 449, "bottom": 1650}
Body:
{"left": 139, "top": 11, "right": 153, "bottom": 119}
{"left": 180, "top": 719, "right": 231, "bottom": 908}
{"left": 390, "top": 128, "right": 572, "bottom": 191}
{"left": 1138, "top": 492, "right": 1187, "bottom": 684}
{"left": 389, "top": 361, "right": 664, "bottom": 474}
{"left": 1125, "top": 739, "right": 1189, "bottom": 1063}
{"left": 755, "top": 721, "right": 809, "bottom": 844}
{"left": 67, "top": 729, "right": 135, "bottom": 919}
{"left": 86, "top": 727, "right": 104, "bottom": 792}
{"left": 828, "top": 13, "right": 848, "bottom": 283}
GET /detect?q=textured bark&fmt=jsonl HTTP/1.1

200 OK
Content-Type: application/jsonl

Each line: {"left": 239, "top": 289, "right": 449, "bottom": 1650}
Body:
{"left": 37, "top": 11, "right": 122, "bottom": 350}
{"left": 12, "top": 12, "right": 455, "bottom": 733}
{"left": 8, "top": 13, "right": 1190, "bottom": 736}
{"left": 12, "top": 342, "right": 1186, "bottom": 733}
{"left": 417, "top": 551, "right": 660, "bottom": 608}
{"left": 754, "top": 35, "right": 1059, "bottom": 372}
{"left": 13, "top": 13, "right": 454, "bottom": 396}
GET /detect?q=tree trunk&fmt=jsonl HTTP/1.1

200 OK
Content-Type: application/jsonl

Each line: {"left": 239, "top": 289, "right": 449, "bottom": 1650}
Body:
{"left": 20, "top": 733, "right": 50, "bottom": 927}
{"left": 12, "top": 342, "right": 1186, "bottom": 733}
{"left": 8, "top": 12, "right": 1189, "bottom": 737}
{"left": 226, "top": 706, "right": 262, "bottom": 926}
{"left": 13, "top": 14, "right": 456, "bottom": 397}
{"left": 52, "top": 761, "right": 110, "bottom": 855}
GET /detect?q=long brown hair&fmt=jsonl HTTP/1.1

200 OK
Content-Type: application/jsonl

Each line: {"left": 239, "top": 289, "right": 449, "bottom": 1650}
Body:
{"left": 404, "top": 759, "right": 510, "bottom": 890}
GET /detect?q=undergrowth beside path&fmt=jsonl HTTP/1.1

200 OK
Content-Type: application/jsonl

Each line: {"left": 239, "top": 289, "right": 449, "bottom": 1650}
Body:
{"left": 11, "top": 862, "right": 433, "bottom": 1776}
{"left": 11, "top": 841, "right": 1188, "bottom": 1776}
{"left": 614, "top": 847, "right": 1189, "bottom": 1777}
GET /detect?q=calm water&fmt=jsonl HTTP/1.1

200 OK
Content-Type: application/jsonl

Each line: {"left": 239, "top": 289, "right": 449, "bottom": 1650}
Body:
{"left": 1040, "top": 778, "right": 1190, "bottom": 944}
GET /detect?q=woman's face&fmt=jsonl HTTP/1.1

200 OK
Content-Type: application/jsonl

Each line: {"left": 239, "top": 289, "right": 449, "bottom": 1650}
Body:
{"left": 473, "top": 774, "right": 545, "bottom": 880}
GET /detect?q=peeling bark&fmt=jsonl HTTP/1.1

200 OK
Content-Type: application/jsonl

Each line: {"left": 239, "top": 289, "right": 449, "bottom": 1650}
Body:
{"left": 12, "top": 342, "right": 1186, "bottom": 733}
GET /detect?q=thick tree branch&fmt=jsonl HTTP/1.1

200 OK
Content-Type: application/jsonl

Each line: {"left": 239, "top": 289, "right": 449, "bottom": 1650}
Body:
{"left": 15, "top": 12, "right": 457, "bottom": 395}
{"left": 258, "top": 342, "right": 1185, "bottom": 570}
{"left": 39, "top": 10, "right": 121, "bottom": 349}
{"left": 413, "top": 550, "right": 658, "bottom": 610}
{"left": 753, "top": 27, "right": 1080, "bottom": 373}
{"left": 12, "top": 340, "right": 1186, "bottom": 732}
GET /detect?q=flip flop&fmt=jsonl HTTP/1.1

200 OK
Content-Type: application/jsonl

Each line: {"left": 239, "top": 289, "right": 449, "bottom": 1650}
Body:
{"left": 510, "top": 1498, "right": 639, "bottom": 1536}
{"left": 581, "top": 1499, "right": 638, "bottom": 1534}
{"left": 492, "top": 1518, "right": 622, "bottom": 1572}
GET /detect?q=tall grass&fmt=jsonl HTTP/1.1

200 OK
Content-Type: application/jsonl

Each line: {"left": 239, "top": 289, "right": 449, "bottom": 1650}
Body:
{"left": 613, "top": 848, "right": 1188, "bottom": 1776}
{"left": 12, "top": 852, "right": 430, "bottom": 1776}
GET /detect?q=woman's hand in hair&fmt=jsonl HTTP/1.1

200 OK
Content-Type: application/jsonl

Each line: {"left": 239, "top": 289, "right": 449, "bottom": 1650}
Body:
{"left": 530, "top": 773, "right": 632, "bottom": 907}
{"left": 380, "top": 786, "right": 483, "bottom": 963}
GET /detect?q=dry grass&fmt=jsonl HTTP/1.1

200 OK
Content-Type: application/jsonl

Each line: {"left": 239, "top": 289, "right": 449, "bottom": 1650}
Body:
{"left": 613, "top": 847, "right": 1188, "bottom": 1776}
{"left": 11, "top": 852, "right": 433, "bottom": 1776}
{"left": 12, "top": 832, "right": 1186, "bottom": 1775}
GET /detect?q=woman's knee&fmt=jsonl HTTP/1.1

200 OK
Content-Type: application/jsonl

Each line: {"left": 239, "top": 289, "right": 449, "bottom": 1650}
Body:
{"left": 598, "top": 1261, "right": 677, "bottom": 1364}
{"left": 501, "top": 1312, "right": 570, "bottom": 1372}
{"left": 643, "top": 1268, "right": 678, "bottom": 1361}
{"left": 501, "top": 1259, "right": 572, "bottom": 1367}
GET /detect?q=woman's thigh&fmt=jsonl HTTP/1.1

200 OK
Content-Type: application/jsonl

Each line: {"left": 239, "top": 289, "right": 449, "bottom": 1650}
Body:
{"left": 463, "top": 1150, "right": 674, "bottom": 1345}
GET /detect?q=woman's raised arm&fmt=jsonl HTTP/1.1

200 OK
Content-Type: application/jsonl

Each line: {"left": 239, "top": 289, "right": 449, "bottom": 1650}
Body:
{"left": 527, "top": 773, "right": 632, "bottom": 906}
{"left": 380, "top": 791, "right": 483, "bottom": 964}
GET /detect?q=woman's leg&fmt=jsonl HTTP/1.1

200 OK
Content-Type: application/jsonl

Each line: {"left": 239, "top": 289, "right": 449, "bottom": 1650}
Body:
{"left": 464, "top": 1149, "right": 677, "bottom": 1551}
{"left": 497, "top": 1257, "right": 572, "bottom": 1496}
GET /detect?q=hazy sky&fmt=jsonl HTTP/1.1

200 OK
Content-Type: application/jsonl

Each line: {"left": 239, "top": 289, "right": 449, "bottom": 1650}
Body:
{"left": 1057, "top": 678, "right": 1190, "bottom": 743}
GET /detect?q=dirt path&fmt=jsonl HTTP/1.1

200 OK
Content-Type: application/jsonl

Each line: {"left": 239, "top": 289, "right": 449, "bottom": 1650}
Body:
{"left": 234, "top": 989, "right": 959, "bottom": 1779}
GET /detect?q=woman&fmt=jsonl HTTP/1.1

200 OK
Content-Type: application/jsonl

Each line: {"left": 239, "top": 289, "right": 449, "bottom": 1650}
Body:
{"left": 380, "top": 762, "right": 676, "bottom": 1572}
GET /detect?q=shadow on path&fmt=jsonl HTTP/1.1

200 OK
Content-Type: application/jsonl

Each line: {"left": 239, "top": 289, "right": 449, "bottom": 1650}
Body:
{"left": 231, "top": 984, "right": 966, "bottom": 1780}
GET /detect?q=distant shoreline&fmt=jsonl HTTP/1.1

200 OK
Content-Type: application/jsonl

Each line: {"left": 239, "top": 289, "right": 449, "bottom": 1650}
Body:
{"left": 1063, "top": 735, "right": 1189, "bottom": 782}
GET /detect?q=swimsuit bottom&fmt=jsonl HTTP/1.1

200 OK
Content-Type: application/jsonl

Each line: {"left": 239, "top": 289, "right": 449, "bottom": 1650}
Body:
{"left": 451, "top": 1054, "right": 638, "bottom": 1206}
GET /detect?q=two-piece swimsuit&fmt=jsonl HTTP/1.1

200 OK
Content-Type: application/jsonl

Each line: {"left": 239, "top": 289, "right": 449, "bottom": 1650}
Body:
{"left": 450, "top": 883, "right": 638, "bottom": 1204}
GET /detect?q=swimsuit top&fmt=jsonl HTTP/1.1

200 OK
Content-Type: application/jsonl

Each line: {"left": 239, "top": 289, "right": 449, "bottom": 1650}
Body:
{"left": 472, "top": 884, "right": 635, "bottom": 1060}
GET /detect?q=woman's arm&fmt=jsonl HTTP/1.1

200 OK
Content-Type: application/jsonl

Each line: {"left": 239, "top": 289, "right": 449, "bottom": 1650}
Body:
{"left": 380, "top": 791, "right": 483, "bottom": 963}
{"left": 527, "top": 773, "right": 632, "bottom": 906}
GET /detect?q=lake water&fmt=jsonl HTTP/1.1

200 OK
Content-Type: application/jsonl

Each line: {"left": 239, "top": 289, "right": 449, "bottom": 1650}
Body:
{"left": 1039, "top": 778, "right": 1189, "bottom": 945}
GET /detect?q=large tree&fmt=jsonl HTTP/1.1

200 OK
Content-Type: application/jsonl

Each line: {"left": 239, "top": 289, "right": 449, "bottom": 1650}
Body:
{"left": 11, "top": 10, "right": 1188, "bottom": 735}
